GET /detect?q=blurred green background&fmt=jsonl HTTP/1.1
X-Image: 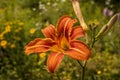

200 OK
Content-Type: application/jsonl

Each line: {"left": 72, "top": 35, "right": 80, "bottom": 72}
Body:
{"left": 0, "top": 0, "right": 120, "bottom": 80}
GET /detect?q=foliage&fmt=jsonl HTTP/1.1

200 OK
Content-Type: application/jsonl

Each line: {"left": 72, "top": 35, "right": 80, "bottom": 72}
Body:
{"left": 0, "top": 0, "right": 120, "bottom": 80}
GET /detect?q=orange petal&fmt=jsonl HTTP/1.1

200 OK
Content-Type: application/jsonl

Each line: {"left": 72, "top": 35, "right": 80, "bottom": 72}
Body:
{"left": 25, "top": 38, "right": 42, "bottom": 47}
{"left": 57, "top": 15, "right": 69, "bottom": 33}
{"left": 70, "top": 26, "right": 85, "bottom": 40}
{"left": 24, "top": 38, "right": 55, "bottom": 55}
{"left": 41, "top": 25, "right": 56, "bottom": 40}
{"left": 47, "top": 52, "right": 64, "bottom": 73}
{"left": 57, "top": 15, "right": 76, "bottom": 39}
{"left": 65, "top": 40, "right": 91, "bottom": 60}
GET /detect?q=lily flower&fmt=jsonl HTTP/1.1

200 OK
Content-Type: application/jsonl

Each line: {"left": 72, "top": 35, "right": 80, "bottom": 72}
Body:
{"left": 24, "top": 15, "right": 91, "bottom": 73}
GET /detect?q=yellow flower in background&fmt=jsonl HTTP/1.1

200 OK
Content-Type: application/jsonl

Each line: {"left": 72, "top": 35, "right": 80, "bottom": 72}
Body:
{"left": 5, "top": 25, "right": 11, "bottom": 33}
{"left": 29, "top": 28, "right": 36, "bottom": 34}
{"left": 0, "top": 25, "right": 11, "bottom": 40}
{"left": 13, "top": 37, "right": 20, "bottom": 41}
{"left": 103, "top": 68, "right": 107, "bottom": 72}
{"left": 93, "top": 19, "right": 99, "bottom": 25}
{"left": 88, "top": 19, "right": 99, "bottom": 26}
{"left": 0, "top": 40, "right": 7, "bottom": 48}
{"left": 15, "top": 29, "right": 19, "bottom": 33}
{"left": 0, "top": 33, "right": 4, "bottom": 40}
{"left": 18, "top": 21, "right": 24, "bottom": 26}
{"left": 5, "top": 21, "right": 13, "bottom": 25}
{"left": 15, "top": 27, "right": 22, "bottom": 33}
{"left": 97, "top": 70, "right": 101, "bottom": 75}
{"left": 0, "top": 8, "right": 5, "bottom": 13}
{"left": 18, "top": 27, "right": 22, "bottom": 31}
{"left": 39, "top": 53, "right": 46, "bottom": 58}
{"left": 10, "top": 44, "right": 15, "bottom": 48}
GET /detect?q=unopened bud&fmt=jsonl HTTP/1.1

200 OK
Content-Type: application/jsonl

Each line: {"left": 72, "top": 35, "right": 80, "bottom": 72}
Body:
{"left": 95, "top": 25, "right": 108, "bottom": 38}
{"left": 96, "top": 13, "right": 118, "bottom": 38}
{"left": 72, "top": 0, "right": 88, "bottom": 31}
{"left": 107, "top": 13, "right": 118, "bottom": 31}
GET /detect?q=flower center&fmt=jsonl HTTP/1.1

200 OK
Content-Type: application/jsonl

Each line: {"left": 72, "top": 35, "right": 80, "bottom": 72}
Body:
{"left": 51, "top": 36, "right": 70, "bottom": 53}
{"left": 60, "top": 36, "right": 70, "bottom": 51}
{"left": 62, "top": 44, "right": 69, "bottom": 51}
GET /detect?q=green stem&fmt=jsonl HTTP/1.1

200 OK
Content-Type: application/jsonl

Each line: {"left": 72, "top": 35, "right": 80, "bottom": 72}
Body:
{"left": 77, "top": 61, "right": 87, "bottom": 80}
{"left": 77, "top": 60, "right": 83, "bottom": 68}
{"left": 81, "top": 66, "right": 85, "bottom": 80}
{"left": 81, "top": 61, "right": 87, "bottom": 80}
{"left": 56, "top": 73, "right": 60, "bottom": 80}
{"left": 51, "top": 73, "right": 56, "bottom": 80}
{"left": 91, "top": 37, "right": 96, "bottom": 48}
{"left": 85, "top": 32, "right": 89, "bottom": 45}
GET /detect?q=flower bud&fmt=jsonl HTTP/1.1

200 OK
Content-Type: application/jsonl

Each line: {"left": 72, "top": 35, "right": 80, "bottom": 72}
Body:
{"left": 95, "top": 25, "right": 108, "bottom": 38}
{"left": 72, "top": 0, "right": 88, "bottom": 31}
{"left": 107, "top": 13, "right": 118, "bottom": 30}
{"left": 96, "top": 13, "right": 118, "bottom": 38}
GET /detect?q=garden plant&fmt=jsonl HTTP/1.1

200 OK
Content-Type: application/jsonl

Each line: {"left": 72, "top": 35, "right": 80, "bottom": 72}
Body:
{"left": 0, "top": 0, "right": 120, "bottom": 80}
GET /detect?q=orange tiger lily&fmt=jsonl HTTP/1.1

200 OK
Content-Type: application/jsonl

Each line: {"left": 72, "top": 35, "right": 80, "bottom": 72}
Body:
{"left": 25, "top": 15, "right": 91, "bottom": 73}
